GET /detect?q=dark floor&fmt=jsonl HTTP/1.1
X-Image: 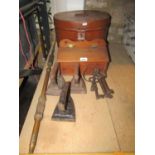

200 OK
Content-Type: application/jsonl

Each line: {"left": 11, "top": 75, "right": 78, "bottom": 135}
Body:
{"left": 19, "top": 75, "right": 40, "bottom": 135}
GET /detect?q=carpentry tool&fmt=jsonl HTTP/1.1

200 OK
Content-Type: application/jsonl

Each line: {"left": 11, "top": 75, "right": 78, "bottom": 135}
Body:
{"left": 46, "top": 62, "right": 65, "bottom": 96}
{"left": 52, "top": 82, "right": 76, "bottom": 121}
{"left": 90, "top": 75, "right": 104, "bottom": 99}
{"left": 29, "top": 42, "right": 55, "bottom": 153}
{"left": 71, "top": 63, "right": 87, "bottom": 94}
{"left": 98, "top": 72, "right": 114, "bottom": 98}
{"left": 84, "top": 68, "right": 114, "bottom": 99}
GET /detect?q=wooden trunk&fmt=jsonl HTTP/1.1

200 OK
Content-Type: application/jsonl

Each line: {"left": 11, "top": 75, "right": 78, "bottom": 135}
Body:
{"left": 54, "top": 10, "right": 111, "bottom": 46}
{"left": 57, "top": 46, "right": 109, "bottom": 75}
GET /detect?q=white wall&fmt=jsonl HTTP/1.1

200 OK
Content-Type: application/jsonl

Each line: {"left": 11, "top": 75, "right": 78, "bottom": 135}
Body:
{"left": 51, "top": 0, "right": 67, "bottom": 14}
{"left": 51, "top": 0, "right": 84, "bottom": 14}
{"left": 66, "top": 0, "right": 84, "bottom": 11}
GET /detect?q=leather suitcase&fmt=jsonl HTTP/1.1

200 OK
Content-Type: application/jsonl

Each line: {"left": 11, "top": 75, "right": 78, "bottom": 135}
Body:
{"left": 54, "top": 10, "right": 111, "bottom": 46}
{"left": 57, "top": 40, "right": 109, "bottom": 75}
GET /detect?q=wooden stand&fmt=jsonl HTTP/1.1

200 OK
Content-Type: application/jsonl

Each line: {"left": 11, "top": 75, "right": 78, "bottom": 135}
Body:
{"left": 57, "top": 39, "right": 109, "bottom": 75}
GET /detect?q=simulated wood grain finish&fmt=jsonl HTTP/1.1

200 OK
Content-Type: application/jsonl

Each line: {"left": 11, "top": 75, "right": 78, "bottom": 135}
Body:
{"left": 54, "top": 10, "right": 111, "bottom": 45}
{"left": 57, "top": 47, "right": 109, "bottom": 75}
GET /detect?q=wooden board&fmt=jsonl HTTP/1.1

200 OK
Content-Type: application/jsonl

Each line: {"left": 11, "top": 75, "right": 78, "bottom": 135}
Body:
{"left": 19, "top": 43, "right": 135, "bottom": 153}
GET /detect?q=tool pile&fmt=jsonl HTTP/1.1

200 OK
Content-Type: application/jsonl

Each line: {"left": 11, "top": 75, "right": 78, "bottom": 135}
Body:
{"left": 47, "top": 37, "right": 114, "bottom": 122}
{"left": 29, "top": 10, "right": 114, "bottom": 153}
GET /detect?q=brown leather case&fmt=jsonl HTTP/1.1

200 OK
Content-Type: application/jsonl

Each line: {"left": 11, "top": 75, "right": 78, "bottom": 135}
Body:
{"left": 57, "top": 46, "right": 109, "bottom": 75}
{"left": 54, "top": 10, "right": 111, "bottom": 45}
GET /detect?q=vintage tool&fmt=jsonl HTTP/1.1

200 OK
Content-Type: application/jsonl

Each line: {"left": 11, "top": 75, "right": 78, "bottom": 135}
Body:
{"left": 84, "top": 68, "right": 114, "bottom": 99}
{"left": 54, "top": 10, "right": 111, "bottom": 45}
{"left": 71, "top": 63, "right": 87, "bottom": 94}
{"left": 57, "top": 39, "right": 109, "bottom": 75}
{"left": 90, "top": 75, "right": 104, "bottom": 99}
{"left": 46, "top": 62, "right": 65, "bottom": 96}
{"left": 52, "top": 82, "right": 75, "bottom": 121}
{"left": 29, "top": 42, "right": 55, "bottom": 153}
{"left": 98, "top": 73, "right": 114, "bottom": 98}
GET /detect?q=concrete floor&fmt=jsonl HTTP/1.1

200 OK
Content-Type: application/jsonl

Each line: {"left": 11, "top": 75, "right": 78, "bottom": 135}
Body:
{"left": 19, "top": 43, "right": 135, "bottom": 153}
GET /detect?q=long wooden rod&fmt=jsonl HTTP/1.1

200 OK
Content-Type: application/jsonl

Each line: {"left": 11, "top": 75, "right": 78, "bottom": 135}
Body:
{"left": 29, "top": 41, "right": 55, "bottom": 153}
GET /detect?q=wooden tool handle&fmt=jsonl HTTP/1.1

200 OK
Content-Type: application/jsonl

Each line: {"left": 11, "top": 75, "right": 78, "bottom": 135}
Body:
{"left": 29, "top": 120, "right": 40, "bottom": 153}
{"left": 29, "top": 42, "right": 56, "bottom": 153}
